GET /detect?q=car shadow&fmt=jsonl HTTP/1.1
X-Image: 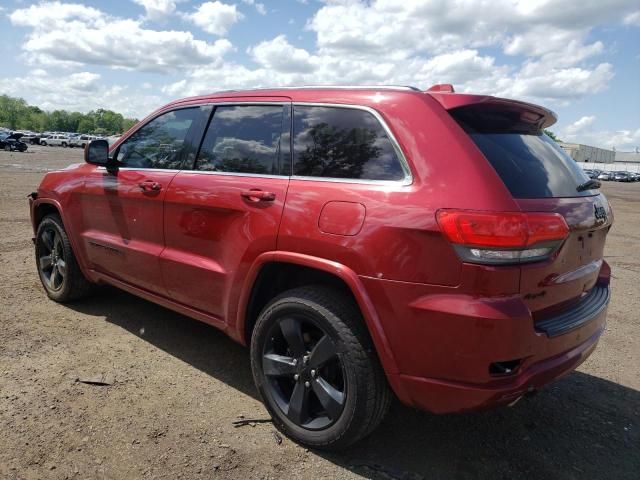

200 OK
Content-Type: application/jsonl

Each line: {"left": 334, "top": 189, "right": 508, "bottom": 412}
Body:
{"left": 68, "top": 287, "right": 639, "bottom": 480}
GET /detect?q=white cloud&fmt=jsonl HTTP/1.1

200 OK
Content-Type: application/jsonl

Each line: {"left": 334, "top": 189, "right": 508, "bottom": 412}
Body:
{"left": 623, "top": 11, "right": 640, "bottom": 26}
{"left": 558, "top": 115, "right": 640, "bottom": 151}
{"left": 184, "top": 1, "right": 243, "bottom": 36}
{"left": 249, "top": 35, "right": 316, "bottom": 73}
{"left": 0, "top": 71, "right": 163, "bottom": 118}
{"left": 242, "top": 0, "right": 266, "bottom": 15}
{"left": 562, "top": 127, "right": 640, "bottom": 151}
{"left": 9, "top": 2, "right": 233, "bottom": 73}
{"left": 498, "top": 63, "right": 614, "bottom": 104}
{"left": 565, "top": 115, "right": 597, "bottom": 135}
{"left": 133, "top": 0, "right": 177, "bottom": 21}
{"left": 4, "top": 0, "right": 639, "bottom": 143}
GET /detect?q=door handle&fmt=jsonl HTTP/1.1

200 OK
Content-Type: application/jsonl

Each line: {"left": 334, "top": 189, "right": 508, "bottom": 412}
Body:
{"left": 139, "top": 180, "right": 162, "bottom": 192}
{"left": 241, "top": 189, "right": 276, "bottom": 202}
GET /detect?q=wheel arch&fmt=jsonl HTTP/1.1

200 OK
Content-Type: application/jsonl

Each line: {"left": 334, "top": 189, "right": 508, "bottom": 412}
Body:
{"left": 236, "top": 252, "right": 401, "bottom": 378}
{"left": 31, "top": 198, "right": 64, "bottom": 233}
{"left": 30, "top": 198, "right": 94, "bottom": 282}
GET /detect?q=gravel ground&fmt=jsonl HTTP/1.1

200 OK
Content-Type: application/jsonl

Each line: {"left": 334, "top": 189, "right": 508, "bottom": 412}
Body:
{"left": 1, "top": 145, "right": 638, "bottom": 480}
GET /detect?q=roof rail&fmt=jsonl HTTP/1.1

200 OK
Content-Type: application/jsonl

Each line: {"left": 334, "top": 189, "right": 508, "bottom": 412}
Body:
{"left": 212, "top": 85, "right": 422, "bottom": 94}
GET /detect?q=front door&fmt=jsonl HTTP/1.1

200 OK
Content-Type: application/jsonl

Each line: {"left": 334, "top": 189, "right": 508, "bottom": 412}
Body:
{"left": 78, "top": 106, "right": 211, "bottom": 293}
{"left": 161, "top": 102, "right": 291, "bottom": 320}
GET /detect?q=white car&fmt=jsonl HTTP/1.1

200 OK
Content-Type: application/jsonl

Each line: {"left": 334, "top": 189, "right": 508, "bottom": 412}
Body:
{"left": 42, "top": 134, "right": 71, "bottom": 147}
{"left": 69, "top": 135, "right": 100, "bottom": 148}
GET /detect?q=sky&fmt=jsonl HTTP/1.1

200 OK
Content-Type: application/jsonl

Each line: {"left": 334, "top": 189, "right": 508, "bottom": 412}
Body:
{"left": 0, "top": 0, "right": 639, "bottom": 151}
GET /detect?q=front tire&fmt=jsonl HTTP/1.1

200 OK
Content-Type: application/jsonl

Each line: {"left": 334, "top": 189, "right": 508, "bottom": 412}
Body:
{"left": 35, "top": 214, "right": 93, "bottom": 302}
{"left": 250, "top": 286, "right": 391, "bottom": 450}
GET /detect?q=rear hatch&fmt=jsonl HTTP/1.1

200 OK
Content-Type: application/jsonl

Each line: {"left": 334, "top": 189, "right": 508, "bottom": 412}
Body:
{"left": 446, "top": 101, "right": 612, "bottom": 321}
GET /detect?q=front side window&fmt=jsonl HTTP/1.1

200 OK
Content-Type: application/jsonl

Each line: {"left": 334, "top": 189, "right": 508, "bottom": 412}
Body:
{"left": 196, "top": 105, "right": 285, "bottom": 174}
{"left": 292, "top": 106, "right": 405, "bottom": 181}
{"left": 116, "top": 107, "right": 204, "bottom": 169}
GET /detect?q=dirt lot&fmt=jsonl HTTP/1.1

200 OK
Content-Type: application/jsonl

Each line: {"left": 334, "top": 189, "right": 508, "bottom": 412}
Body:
{"left": 1, "top": 145, "right": 638, "bottom": 480}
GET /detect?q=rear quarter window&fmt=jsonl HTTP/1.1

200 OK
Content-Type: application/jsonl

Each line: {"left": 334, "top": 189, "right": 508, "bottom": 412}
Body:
{"left": 292, "top": 106, "right": 406, "bottom": 181}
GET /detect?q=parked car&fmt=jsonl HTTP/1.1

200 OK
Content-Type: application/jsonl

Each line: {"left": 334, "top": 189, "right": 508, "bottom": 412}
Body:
{"left": 69, "top": 134, "right": 99, "bottom": 149}
{"left": 106, "top": 135, "right": 121, "bottom": 146}
{"left": 583, "top": 169, "right": 602, "bottom": 179}
{"left": 28, "top": 85, "right": 613, "bottom": 449}
{"left": 612, "top": 171, "right": 633, "bottom": 182}
{"left": 44, "top": 134, "right": 71, "bottom": 147}
{"left": 597, "top": 171, "right": 613, "bottom": 181}
{"left": 16, "top": 131, "right": 41, "bottom": 145}
{"left": 0, "top": 132, "right": 28, "bottom": 152}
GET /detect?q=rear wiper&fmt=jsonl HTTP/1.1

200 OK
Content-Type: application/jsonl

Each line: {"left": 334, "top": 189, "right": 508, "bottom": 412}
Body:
{"left": 577, "top": 179, "right": 601, "bottom": 192}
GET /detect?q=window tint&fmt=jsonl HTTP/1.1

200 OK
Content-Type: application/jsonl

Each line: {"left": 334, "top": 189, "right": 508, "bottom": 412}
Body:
{"left": 450, "top": 105, "right": 593, "bottom": 198}
{"left": 116, "top": 107, "right": 202, "bottom": 169}
{"left": 196, "top": 105, "right": 285, "bottom": 174}
{"left": 292, "top": 106, "right": 405, "bottom": 181}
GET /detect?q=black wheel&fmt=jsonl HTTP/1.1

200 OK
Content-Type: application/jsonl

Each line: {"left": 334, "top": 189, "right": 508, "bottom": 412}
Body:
{"left": 35, "top": 214, "right": 93, "bottom": 302}
{"left": 41, "top": 141, "right": 47, "bottom": 146}
{"left": 251, "top": 286, "right": 391, "bottom": 450}
{"left": 62, "top": 142, "right": 67, "bottom": 148}
{"left": 3, "top": 145, "right": 9, "bottom": 152}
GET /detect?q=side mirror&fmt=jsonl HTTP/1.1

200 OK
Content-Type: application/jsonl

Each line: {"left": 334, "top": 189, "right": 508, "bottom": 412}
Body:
{"left": 85, "top": 139, "right": 117, "bottom": 171}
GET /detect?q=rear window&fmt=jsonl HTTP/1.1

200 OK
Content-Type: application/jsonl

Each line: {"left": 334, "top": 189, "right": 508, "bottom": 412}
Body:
{"left": 450, "top": 105, "right": 593, "bottom": 198}
{"left": 293, "top": 106, "right": 406, "bottom": 181}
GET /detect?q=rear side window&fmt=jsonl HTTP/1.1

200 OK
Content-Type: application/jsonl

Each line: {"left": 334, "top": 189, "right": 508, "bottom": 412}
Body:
{"left": 292, "top": 106, "right": 405, "bottom": 181}
{"left": 450, "top": 105, "right": 592, "bottom": 198}
{"left": 196, "top": 105, "right": 285, "bottom": 175}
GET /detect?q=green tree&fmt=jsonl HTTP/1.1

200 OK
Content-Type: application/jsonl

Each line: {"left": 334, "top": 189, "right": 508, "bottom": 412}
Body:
{"left": 0, "top": 95, "right": 138, "bottom": 135}
{"left": 544, "top": 129, "right": 561, "bottom": 142}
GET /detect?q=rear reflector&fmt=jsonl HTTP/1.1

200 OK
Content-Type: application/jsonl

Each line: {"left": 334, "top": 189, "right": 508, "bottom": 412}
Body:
{"left": 436, "top": 210, "right": 569, "bottom": 264}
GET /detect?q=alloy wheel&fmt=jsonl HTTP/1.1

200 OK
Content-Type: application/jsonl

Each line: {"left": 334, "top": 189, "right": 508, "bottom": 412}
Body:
{"left": 38, "top": 228, "right": 66, "bottom": 291}
{"left": 262, "top": 315, "right": 346, "bottom": 430}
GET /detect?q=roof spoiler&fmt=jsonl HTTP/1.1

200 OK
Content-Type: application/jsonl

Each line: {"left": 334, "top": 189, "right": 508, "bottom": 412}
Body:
{"left": 426, "top": 84, "right": 455, "bottom": 93}
{"left": 427, "top": 90, "right": 557, "bottom": 129}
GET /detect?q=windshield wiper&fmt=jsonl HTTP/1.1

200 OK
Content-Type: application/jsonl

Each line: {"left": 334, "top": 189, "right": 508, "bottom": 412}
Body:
{"left": 576, "top": 179, "right": 601, "bottom": 192}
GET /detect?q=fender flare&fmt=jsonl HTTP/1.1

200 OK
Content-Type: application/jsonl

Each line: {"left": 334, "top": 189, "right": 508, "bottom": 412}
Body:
{"left": 233, "top": 251, "right": 401, "bottom": 376}
{"left": 30, "top": 198, "right": 95, "bottom": 281}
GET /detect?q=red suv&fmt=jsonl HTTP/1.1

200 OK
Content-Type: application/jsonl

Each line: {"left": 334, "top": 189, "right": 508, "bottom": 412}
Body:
{"left": 29, "top": 85, "right": 612, "bottom": 449}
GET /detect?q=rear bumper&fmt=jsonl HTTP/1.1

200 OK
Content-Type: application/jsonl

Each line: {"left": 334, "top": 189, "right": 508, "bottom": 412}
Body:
{"left": 360, "top": 274, "right": 610, "bottom": 414}
{"left": 389, "top": 320, "right": 604, "bottom": 413}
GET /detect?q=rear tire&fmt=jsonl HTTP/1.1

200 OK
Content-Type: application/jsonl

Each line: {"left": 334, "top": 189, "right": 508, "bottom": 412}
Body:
{"left": 35, "top": 214, "right": 93, "bottom": 302}
{"left": 250, "top": 285, "right": 391, "bottom": 450}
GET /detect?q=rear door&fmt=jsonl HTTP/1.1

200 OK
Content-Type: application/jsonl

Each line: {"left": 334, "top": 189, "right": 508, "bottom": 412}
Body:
{"left": 78, "top": 106, "right": 211, "bottom": 293}
{"left": 161, "top": 101, "right": 291, "bottom": 320}
{"left": 450, "top": 104, "right": 612, "bottom": 317}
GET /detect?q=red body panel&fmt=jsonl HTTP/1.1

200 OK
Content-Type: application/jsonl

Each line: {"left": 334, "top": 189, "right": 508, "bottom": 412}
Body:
{"left": 30, "top": 87, "right": 612, "bottom": 414}
{"left": 161, "top": 172, "right": 289, "bottom": 319}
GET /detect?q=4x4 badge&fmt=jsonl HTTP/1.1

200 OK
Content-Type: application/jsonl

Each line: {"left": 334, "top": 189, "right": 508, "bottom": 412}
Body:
{"left": 594, "top": 202, "right": 607, "bottom": 222}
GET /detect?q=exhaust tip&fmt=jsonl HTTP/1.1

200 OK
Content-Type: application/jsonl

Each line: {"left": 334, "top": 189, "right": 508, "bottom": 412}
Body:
{"left": 489, "top": 359, "right": 522, "bottom": 376}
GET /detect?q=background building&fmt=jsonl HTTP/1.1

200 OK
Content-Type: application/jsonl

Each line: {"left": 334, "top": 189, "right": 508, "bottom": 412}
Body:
{"left": 558, "top": 142, "right": 616, "bottom": 163}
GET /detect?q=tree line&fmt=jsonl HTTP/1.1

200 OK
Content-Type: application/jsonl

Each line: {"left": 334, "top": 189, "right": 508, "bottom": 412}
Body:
{"left": 0, "top": 94, "right": 138, "bottom": 135}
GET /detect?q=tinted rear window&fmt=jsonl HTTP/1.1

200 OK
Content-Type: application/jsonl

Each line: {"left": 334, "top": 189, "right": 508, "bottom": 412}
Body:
{"left": 293, "top": 106, "right": 405, "bottom": 181}
{"left": 451, "top": 106, "right": 593, "bottom": 198}
{"left": 196, "top": 105, "right": 285, "bottom": 175}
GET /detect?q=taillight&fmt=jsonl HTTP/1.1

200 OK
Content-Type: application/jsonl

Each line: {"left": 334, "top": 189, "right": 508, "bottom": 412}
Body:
{"left": 436, "top": 210, "right": 569, "bottom": 264}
